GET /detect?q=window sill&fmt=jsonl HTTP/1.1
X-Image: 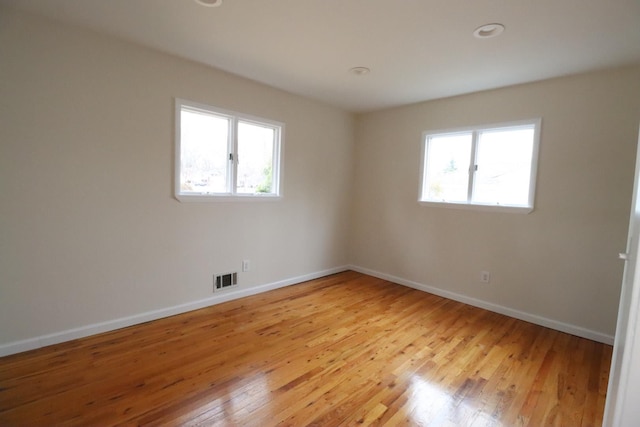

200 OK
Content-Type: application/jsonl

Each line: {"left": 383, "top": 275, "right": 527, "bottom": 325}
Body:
{"left": 176, "top": 193, "right": 282, "bottom": 203}
{"left": 418, "top": 200, "right": 533, "bottom": 214}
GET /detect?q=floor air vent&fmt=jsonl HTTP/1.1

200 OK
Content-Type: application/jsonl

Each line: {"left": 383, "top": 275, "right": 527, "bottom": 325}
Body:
{"left": 214, "top": 272, "right": 238, "bottom": 292}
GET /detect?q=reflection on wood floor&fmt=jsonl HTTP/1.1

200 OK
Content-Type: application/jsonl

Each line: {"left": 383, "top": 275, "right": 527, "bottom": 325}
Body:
{"left": 0, "top": 271, "right": 611, "bottom": 426}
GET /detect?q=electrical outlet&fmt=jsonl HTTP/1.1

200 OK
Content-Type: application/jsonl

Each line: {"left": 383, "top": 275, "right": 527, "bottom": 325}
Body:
{"left": 480, "top": 271, "right": 491, "bottom": 283}
{"left": 242, "top": 260, "right": 250, "bottom": 272}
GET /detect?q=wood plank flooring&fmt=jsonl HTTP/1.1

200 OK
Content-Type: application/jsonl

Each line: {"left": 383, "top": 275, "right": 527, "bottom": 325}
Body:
{"left": 0, "top": 271, "right": 612, "bottom": 426}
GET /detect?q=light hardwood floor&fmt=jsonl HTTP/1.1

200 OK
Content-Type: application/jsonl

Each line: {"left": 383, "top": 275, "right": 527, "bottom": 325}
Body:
{"left": 0, "top": 271, "right": 611, "bottom": 426}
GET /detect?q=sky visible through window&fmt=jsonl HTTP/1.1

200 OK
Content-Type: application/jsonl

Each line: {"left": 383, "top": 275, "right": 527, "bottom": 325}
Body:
{"left": 474, "top": 127, "right": 534, "bottom": 206}
{"left": 180, "top": 109, "right": 229, "bottom": 193}
{"left": 424, "top": 133, "right": 471, "bottom": 202}
{"left": 237, "top": 121, "right": 275, "bottom": 194}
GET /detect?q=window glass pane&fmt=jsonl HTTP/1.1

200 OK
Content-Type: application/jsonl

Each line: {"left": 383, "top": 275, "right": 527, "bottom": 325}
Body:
{"left": 423, "top": 133, "right": 472, "bottom": 202}
{"left": 473, "top": 126, "right": 534, "bottom": 206}
{"left": 237, "top": 121, "right": 276, "bottom": 194}
{"left": 180, "top": 109, "right": 230, "bottom": 194}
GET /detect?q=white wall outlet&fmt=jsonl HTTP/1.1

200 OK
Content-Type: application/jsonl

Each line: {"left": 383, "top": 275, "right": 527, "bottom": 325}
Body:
{"left": 480, "top": 271, "right": 491, "bottom": 283}
{"left": 242, "top": 260, "right": 250, "bottom": 272}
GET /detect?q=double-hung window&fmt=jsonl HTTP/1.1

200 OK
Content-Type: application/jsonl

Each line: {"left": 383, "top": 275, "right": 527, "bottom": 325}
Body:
{"left": 419, "top": 119, "right": 541, "bottom": 213}
{"left": 175, "top": 99, "right": 283, "bottom": 201}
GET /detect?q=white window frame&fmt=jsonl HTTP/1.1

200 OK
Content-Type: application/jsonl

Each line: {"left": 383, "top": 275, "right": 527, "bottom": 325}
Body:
{"left": 418, "top": 118, "right": 541, "bottom": 214}
{"left": 175, "top": 98, "right": 284, "bottom": 202}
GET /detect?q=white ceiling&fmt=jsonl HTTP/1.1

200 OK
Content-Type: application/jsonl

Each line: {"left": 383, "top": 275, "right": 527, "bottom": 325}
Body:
{"left": 2, "top": 0, "right": 639, "bottom": 112}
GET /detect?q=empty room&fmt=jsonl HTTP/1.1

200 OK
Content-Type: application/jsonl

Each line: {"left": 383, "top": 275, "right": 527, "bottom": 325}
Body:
{"left": 1, "top": 0, "right": 640, "bottom": 426}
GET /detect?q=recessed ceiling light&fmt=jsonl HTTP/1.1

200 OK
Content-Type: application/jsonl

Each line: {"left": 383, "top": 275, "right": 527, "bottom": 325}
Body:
{"left": 349, "top": 67, "right": 371, "bottom": 76}
{"left": 194, "top": 0, "right": 223, "bottom": 7}
{"left": 473, "top": 23, "right": 505, "bottom": 39}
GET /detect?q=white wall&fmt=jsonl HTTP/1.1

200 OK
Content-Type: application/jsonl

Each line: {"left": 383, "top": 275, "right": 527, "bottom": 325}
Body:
{"left": 0, "top": 8, "right": 354, "bottom": 351}
{"left": 350, "top": 66, "right": 640, "bottom": 341}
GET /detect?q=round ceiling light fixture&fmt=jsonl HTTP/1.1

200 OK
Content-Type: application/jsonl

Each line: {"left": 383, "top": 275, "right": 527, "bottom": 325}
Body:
{"left": 194, "top": 0, "right": 223, "bottom": 7}
{"left": 473, "top": 23, "right": 505, "bottom": 39}
{"left": 349, "top": 66, "right": 371, "bottom": 76}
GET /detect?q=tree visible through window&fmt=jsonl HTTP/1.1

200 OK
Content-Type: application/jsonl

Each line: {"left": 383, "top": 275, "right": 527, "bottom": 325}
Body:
{"left": 419, "top": 119, "right": 541, "bottom": 212}
{"left": 175, "top": 99, "right": 283, "bottom": 201}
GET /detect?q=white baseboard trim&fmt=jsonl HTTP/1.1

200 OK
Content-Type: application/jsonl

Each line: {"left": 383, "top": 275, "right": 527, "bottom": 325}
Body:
{"left": 349, "top": 265, "right": 614, "bottom": 345}
{"left": 0, "top": 266, "right": 350, "bottom": 358}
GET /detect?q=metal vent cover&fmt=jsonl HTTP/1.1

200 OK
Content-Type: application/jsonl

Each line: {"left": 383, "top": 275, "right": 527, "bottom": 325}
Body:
{"left": 214, "top": 272, "right": 238, "bottom": 292}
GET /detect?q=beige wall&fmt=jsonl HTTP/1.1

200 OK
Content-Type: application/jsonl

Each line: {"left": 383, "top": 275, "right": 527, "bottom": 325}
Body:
{"left": 351, "top": 66, "right": 640, "bottom": 339}
{"left": 0, "top": 9, "right": 354, "bottom": 347}
{"left": 2, "top": 7, "right": 639, "bottom": 353}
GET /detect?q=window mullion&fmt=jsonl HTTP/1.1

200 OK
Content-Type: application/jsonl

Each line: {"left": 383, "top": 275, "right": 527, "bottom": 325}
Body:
{"left": 228, "top": 117, "right": 238, "bottom": 194}
{"left": 467, "top": 131, "right": 479, "bottom": 203}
